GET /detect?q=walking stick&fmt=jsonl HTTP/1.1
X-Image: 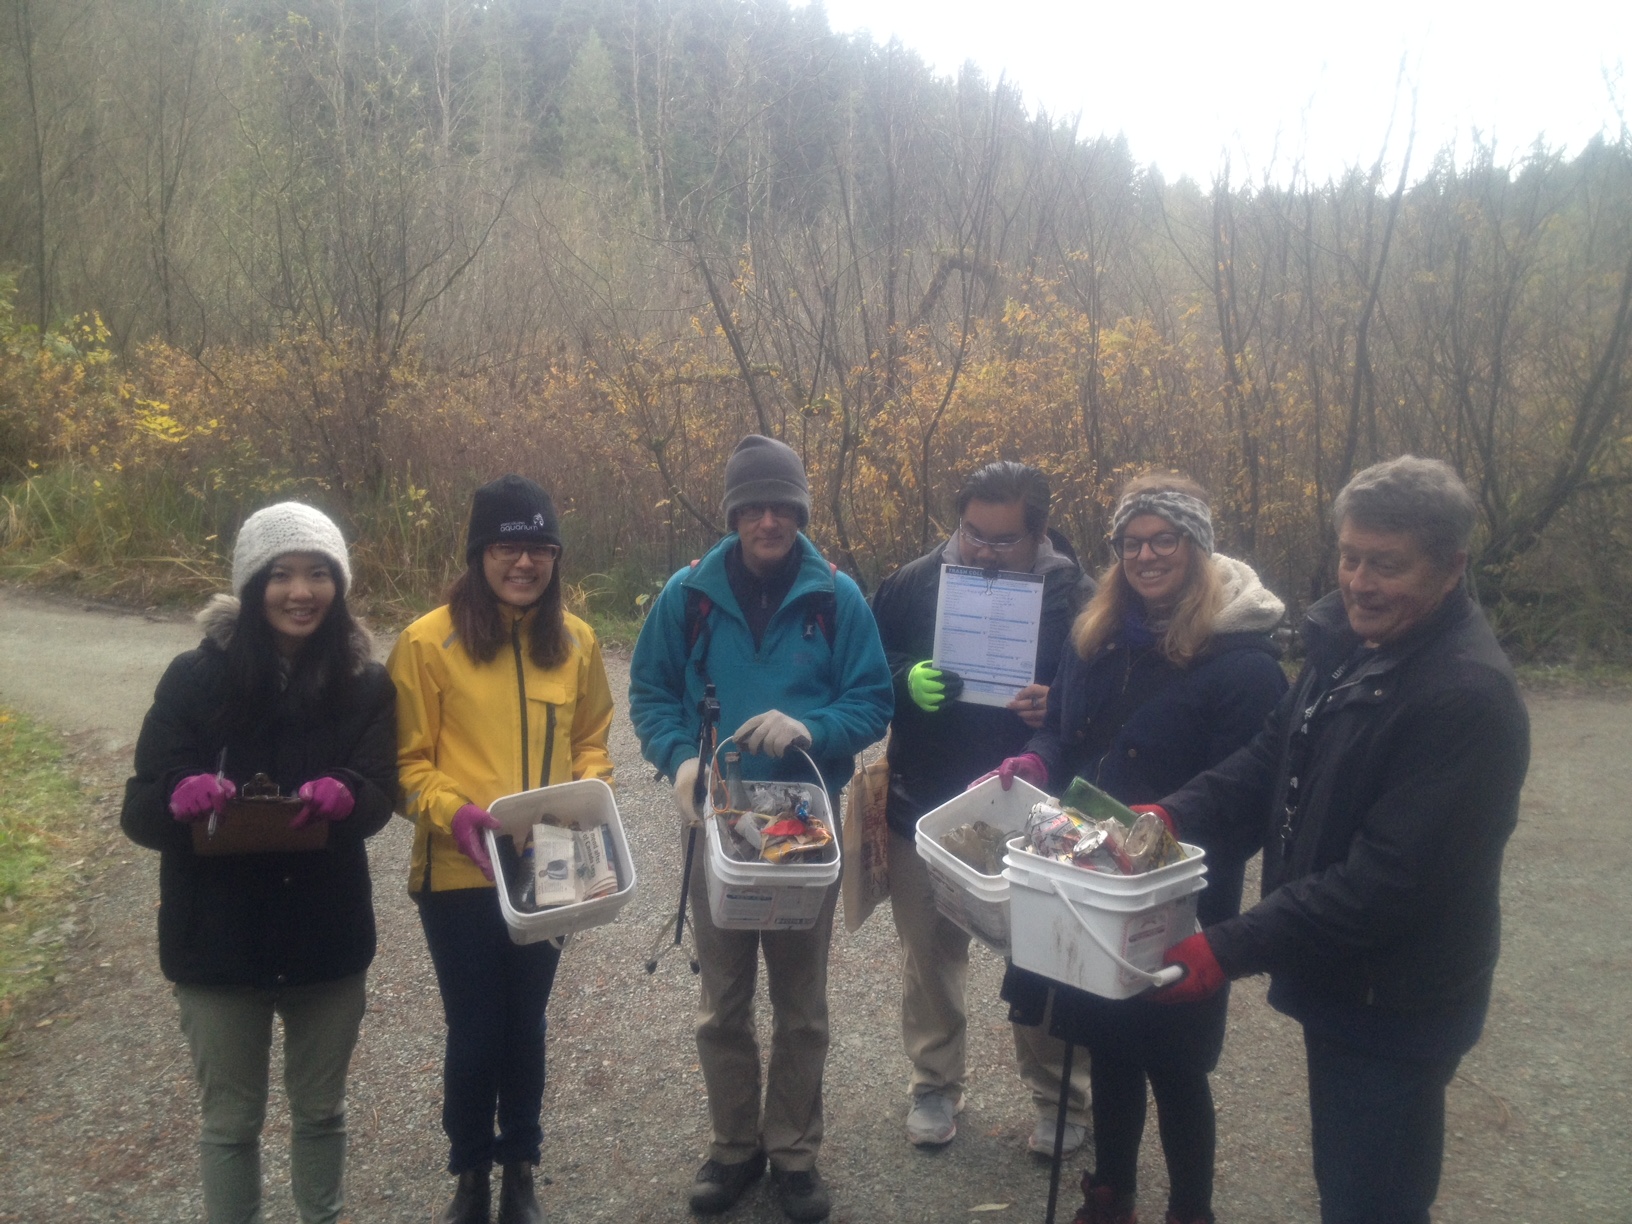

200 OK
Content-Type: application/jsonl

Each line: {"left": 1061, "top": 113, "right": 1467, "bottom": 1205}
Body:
{"left": 1044, "top": 1005, "right": 1077, "bottom": 1224}
{"left": 645, "top": 683, "right": 719, "bottom": 975}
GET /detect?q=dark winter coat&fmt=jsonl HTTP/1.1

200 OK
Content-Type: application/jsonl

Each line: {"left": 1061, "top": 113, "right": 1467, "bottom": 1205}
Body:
{"left": 1165, "top": 585, "right": 1529, "bottom": 1019}
{"left": 121, "top": 596, "right": 398, "bottom": 989}
{"left": 871, "top": 531, "right": 1094, "bottom": 837}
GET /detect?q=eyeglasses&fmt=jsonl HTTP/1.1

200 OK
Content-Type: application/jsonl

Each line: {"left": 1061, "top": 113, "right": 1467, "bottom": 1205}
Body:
{"left": 487, "top": 542, "right": 561, "bottom": 563}
{"left": 1112, "top": 531, "right": 1183, "bottom": 560}
{"left": 736, "top": 503, "right": 799, "bottom": 523}
{"left": 959, "top": 523, "right": 1028, "bottom": 553}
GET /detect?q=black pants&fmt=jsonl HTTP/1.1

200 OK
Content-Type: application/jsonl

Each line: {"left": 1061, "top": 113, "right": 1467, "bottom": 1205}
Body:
{"left": 417, "top": 888, "right": 562, "bottom": 1173}
{"left": 1054, "top": 985, "right": 1228, "bottom": 1220}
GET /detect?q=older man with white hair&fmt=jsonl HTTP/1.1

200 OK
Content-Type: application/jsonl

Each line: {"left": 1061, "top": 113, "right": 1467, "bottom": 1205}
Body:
{"left": 1149, "top": 456, "right": 1530, "bottom": 1224}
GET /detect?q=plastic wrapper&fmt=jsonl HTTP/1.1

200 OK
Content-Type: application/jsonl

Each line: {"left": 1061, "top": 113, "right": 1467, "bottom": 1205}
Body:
{"left": 715, "top": 782, "right": 834, "bottom": 864}
{"left": 1022, "top": 798, "right": 1181, "bottom": 877}
{"left": 939, "top": 820, "right": 1010, "bottom": 876}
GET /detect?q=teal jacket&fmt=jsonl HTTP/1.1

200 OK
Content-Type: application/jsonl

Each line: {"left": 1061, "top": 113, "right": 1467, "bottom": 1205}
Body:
{"left": 628, "top": 533, "right": 893, "bottom": 798}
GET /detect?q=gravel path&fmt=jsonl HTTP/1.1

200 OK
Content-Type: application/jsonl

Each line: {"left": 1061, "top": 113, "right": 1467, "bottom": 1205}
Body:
{"left": 0, "top": 587, "right": 1628, "bottom": 1223}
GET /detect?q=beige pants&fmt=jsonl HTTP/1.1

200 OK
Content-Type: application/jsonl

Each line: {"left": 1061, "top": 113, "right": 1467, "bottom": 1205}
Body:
{"left": 690, "top": 838, "right": 838, "bottom": 1172}
{"left": 889, "top": 828, "right": 1089, "bottom": 1123}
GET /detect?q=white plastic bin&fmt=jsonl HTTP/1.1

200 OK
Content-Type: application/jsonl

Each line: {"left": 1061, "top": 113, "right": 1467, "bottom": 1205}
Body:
{"left": 484, "top": 778, "right": 637, "bottom": 945}
{"left": 702, "top": 745, "right": 839, "bottom": 930}
{"left": 1004, "top": 837, "right": 1207, "bottom": 999}
{"left": 913, "top": 774, "right": 1051, "bottom": 954}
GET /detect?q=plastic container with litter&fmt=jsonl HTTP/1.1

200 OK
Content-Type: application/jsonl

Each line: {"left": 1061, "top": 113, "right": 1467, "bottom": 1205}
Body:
{"left": 913, "top": 774, "right": 1051, "bottom": 954}
{"left": 702, "top": 740, "right": 840, "bottom": 930}
{"left": 483, "top": 778, "right": 637, "bottom": 945}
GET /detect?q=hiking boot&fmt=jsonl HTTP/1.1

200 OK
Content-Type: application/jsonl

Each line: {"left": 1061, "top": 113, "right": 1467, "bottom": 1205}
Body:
{"left": 1072, "top": 1174, "right": 1138, "bottom": 1224}
{"left": 1029, "top": 1115, "right": 1088, "bottom": 1157}
{"left": 905, "top": 1088, "right": 963, "bottom": 1146}
{"left": 688, "top": 1150, "right": 766, "bottom": 1215}
{"left": 437, "top": 1165, "right": 491, "bottom": 1224}
{"left": 497, "top": 1161, "right": 543, "bottom": 1224}
{"left": 771, "top": 1166, "right": 832, "bottom": 1222}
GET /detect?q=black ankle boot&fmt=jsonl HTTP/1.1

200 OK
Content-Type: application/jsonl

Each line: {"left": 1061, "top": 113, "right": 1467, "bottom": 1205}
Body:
{"left": 438, "top": 1164, "right": 491, "bottom": 1224}
{"left": 497, "top": 1161, "right": 544, "bottom": 1224}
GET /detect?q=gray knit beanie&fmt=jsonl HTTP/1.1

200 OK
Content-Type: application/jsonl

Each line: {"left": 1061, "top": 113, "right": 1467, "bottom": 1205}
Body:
{"left": 721, "top": 435, "right": 810, "bottom": 528}
{"left": 1110, "top": 488, "right": 1215, "bottom": 555}
{"left": 231, "top": 502, "right": 352, "bottom": 596}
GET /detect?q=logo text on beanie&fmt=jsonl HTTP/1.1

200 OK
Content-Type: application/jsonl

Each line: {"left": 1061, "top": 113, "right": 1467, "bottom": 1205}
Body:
{"left": 499, "top": 513, "right": 549, "bottom": 534}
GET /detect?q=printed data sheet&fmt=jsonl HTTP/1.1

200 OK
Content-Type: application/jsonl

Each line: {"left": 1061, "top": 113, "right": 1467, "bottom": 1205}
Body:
{"left": 931, "top": 564, "right": 1045, "bottom": 707}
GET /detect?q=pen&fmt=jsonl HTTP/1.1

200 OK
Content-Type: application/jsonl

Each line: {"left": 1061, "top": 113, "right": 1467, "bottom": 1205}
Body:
{"left": 209, "top": 747, "right": 227, "bottom": 838}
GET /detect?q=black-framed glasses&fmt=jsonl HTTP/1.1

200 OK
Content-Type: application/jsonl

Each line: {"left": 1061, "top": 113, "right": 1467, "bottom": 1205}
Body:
{"left": 488, "top": 542, "right": 561, "bottom": 563}
{"left": 959, "top": 523, "right": 1027, "bottom": 553}
{"left": 1112, "top": 531, "right": 1183, "bottom": 560}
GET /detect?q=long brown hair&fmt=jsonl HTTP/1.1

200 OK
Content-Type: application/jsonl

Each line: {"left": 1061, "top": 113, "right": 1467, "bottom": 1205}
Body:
{"left": 1071, "top": 472, "right": 1225, "bottom": 666}
{"left": 447, "top": 555, "right": 569, "bottom": 670}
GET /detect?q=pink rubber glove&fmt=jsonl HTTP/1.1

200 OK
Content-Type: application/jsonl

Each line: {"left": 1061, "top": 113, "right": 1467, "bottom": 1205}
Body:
{"left": 452, "top": 803, "right": 501, "bottom": 881}
{"left": 1129, "top": 803, "right": 1177, "bottom": 838}
{"left": 170, "top": 773, "right": 237, "bottom": 822}
{"left": 291, "top": 777, "right": 355, "bottom": 829}
{"left": 1151, "top": 932, "right": 1227, "bottom": 1004}
{"left": 974, "top": 752, "right": 1047, "bottom": 792}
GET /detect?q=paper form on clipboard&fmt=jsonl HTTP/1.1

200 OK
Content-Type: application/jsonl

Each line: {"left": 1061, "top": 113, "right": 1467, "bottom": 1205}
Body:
{"left": 931, "top": 564, "right": 1045, "bottom": 707}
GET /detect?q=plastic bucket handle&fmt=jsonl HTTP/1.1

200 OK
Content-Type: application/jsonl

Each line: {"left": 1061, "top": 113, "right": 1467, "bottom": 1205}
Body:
{"left": 1048, "top": 877, "right": 1185, "bottom": 990}
{"left": 711, "top": 736, "right": 825, "bottom": 798}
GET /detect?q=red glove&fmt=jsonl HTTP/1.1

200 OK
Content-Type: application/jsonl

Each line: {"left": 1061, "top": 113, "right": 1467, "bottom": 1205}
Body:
{"left": 291, "top": 777, "right": 355, "bottom": 829}
{"left": 970, "top": 753, "right": 1048, "bottom": 791}
{"left": 1129, "top": 804, "right": 1177, "bottom": 837}
{"left": 452, "top": 804, "right": 501, "bottom": 881}
{"left": 1151, "top": 932, "right": 1227, "bottom": 1004}
{"left": 170, "top": 773, "right": 237, "bottom": 822}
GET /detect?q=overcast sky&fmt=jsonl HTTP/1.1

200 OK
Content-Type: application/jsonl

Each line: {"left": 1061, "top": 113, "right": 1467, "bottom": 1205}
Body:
{"left": 807, "top": 0, "right": 1630, "bottom": 184}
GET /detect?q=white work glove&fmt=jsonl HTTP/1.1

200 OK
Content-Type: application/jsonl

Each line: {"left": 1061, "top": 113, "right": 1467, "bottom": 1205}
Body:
{"left": 734, "top": 710, "right": 812, "bottom": 758}
{"left": 673, "top": 757, "right": 703, "bottom": 828}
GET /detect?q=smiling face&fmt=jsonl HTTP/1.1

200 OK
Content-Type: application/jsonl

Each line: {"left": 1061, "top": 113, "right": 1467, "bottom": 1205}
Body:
{"left": 483, "top": 543, "right": 556, "bottom": 609}
{"left": 1337, "top": 520, "right": 1464, "bottom": 647}
{"left": 263, "top": 552, "right": 337, "bottom": 657}
{"left": 733, "top": 503, "right": 801, "bottom": 576}
{"left": 1118, "top": 513, "right": 1194, "bottom": 614}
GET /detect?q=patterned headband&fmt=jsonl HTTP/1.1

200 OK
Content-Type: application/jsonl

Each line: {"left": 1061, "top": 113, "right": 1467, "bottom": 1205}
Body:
{"left": 1110, "top": 489, "right": 1214, "bottom": 555}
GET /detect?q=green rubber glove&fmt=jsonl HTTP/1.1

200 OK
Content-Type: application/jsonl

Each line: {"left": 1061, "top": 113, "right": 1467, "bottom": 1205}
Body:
{"left": 907, "top": 661, "right": 964, "bottom": 712}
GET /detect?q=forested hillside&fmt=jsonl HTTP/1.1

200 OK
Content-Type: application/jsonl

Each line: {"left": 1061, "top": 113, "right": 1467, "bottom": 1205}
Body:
{"left": 3, "top": 0, "right": 1629, "bottom": 655}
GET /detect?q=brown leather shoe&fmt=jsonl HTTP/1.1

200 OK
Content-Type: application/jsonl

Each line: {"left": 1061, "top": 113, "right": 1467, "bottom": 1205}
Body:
{"left": 497, "top": 1161, "right": 544, "bottom": 1224}
{"left": 688, "top": 1150, "right": 767, "bottom": 1215}
{"left": 438, "top": 1165, "right": 491, "bottom": 1224}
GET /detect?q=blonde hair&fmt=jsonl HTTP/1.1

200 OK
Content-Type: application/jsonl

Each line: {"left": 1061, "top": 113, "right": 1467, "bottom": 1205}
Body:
{"left": 1071, "top": 472, "right": 1226, "bottom": 666}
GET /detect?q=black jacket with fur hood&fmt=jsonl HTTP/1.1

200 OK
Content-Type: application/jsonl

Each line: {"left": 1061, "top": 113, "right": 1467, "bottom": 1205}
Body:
{"left": 121, "top": 595, "right": 398, "bottom": 989}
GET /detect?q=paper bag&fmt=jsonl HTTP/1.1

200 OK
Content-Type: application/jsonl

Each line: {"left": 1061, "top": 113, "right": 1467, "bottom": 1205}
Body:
{"left": 841, "top": 736, "right": 892, "bottom": 932}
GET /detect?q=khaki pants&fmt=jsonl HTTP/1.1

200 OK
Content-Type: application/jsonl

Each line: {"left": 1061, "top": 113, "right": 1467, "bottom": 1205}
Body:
{"left": 889, "top": 828, "right": 1088, "bottom": 1123}
{"left": 175, "top": 973, "right": 366, "bottom": 1224}
{"left": 690, "top": 838, "right": 838, "bottom": 1172}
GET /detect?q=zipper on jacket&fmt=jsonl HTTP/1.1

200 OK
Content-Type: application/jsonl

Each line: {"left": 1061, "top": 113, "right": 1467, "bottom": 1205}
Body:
{"left": 541, "top": 704, "right": 556, "bottom": 790}
{"left": 512, "top": 619, "right": 530, "bottom": 791}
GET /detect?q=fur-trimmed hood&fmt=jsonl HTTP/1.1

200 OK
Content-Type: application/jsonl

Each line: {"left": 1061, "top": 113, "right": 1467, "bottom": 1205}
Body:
{"left": 197, "top": 593, "right": 376, "bottom": 673}
{"left": 1211, "top": 553, "right": 1287, "bottom": 636}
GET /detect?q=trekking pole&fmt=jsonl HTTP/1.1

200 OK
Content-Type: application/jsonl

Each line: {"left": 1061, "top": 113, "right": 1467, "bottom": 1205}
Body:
{"left": 646, "top": 683, "right": 719, "bottom": 975}
{"left": 1043, "top": 1023, "right": 1077, "bottom": 1224}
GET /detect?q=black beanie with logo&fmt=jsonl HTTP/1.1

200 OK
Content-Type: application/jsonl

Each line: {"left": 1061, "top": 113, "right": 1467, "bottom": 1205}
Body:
{"left": 465, "top": 475, "right": 562, "bottom": 563}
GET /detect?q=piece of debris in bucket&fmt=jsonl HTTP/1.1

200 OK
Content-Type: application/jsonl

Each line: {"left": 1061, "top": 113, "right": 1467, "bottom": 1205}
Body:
{"left": 1022, "top": 801, "right": 1183, "bottom": 876}
{"left": 939, "top": 821, "right": 1009, "bottom": 876}
{"left": 714, "top": 783, "right": 834, "bottom": 865}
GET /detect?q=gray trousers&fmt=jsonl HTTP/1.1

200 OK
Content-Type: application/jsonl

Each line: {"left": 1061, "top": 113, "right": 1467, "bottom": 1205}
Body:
{"left": 690, "top": 838, "right": 838, "bottom": 1172}
{"left": 175, "top": 973, "right": 367, "bottom": 1224}
{"left": 888, "top": 828, "right": 1089, "bottom": 1123}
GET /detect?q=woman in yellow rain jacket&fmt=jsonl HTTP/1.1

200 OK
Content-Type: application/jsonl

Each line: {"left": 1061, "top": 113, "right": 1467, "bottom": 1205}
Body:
{"left": 387, "top": 475, "right": 613, "bottom": 1224}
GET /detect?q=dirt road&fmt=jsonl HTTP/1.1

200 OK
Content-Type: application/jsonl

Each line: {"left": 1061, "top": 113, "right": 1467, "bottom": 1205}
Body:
{"left": 0, "top": 587, "right": 1627, "bottom": 1223}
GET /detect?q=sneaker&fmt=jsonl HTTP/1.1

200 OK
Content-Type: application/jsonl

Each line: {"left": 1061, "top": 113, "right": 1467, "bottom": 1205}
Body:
{"left": 1028, "top": 1115, "right": 1088, "bottom": 1157}
{"left": 771, "top": 1166, "right": 832, "bottom": 1222}
{"left": 688, "top": 1150, "right": 767, "bottom": 1215}
{"left": 905, "top": 1088, "right": 964, "bottom": 1146}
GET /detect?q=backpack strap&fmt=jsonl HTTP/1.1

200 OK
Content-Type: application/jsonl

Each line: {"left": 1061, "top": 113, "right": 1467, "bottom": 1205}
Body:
{"left": 681, "top": 560, "right": 715, "bottom": 682}
{"left": 801, "top": 563, "right": 840, "bottom": 648}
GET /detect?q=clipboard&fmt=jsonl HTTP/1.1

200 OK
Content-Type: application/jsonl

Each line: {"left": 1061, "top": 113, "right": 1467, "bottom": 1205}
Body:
{"left": 191, "top": 774, "right": 329, "bottom": 856}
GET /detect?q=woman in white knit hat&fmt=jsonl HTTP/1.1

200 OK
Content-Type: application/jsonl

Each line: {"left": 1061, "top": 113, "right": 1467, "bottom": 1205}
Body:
{"left": 122, "top": 501, "right": 398, "bottom": 1224}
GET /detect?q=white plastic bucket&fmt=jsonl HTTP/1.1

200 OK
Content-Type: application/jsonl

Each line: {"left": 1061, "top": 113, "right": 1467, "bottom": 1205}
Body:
{"left": 484, "top": 778, "right": 637, "bottom": 945}
{"left": 1004, "top": 837, "right": 1206, "bottom": 999}
{"left": 913, "top": 774, "right": 1051, "bottom": 954}
{"left": 703, "top": 743, "right": 840, "bottom": 930}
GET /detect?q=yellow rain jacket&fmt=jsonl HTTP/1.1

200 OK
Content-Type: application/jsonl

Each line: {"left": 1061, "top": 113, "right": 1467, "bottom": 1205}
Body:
{"left": 387, "top": 604, "right": 615, "bottom": 894}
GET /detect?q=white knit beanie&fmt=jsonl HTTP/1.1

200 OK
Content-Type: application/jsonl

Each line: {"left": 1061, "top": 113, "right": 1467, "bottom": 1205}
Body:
{"left": 231, "top": 502, "right": 352, "bottom": 597}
